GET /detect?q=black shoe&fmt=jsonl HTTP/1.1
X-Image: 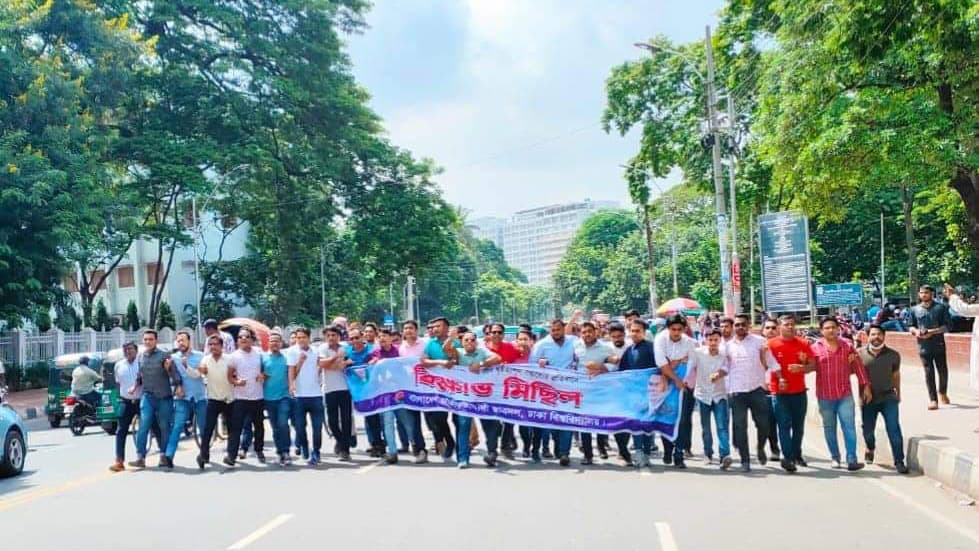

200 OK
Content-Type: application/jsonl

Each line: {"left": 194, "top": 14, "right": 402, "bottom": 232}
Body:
{"left": 384, "top": 454, "right": 398, "bottom": 464}
{"left": 847, "top": 462, "right": 865, "bottom": 472}
{"left": 663, "top": 454, "right": 673, "bottom": 465}
{"left": 238, "top": 450, "right": 247, "bottom": 460}
{"left": 720, "top": 456, "right": 733, "bottom": 471}
{"left": 781, "top": 458, "right": 797, "bottom": 473}
{"left": 484, "top": 452, "right": 498, "bottom": 468}
{"left": 741, "top": 461, "right": 751, "bottom": 473}
{"left": 531, "top": 452, "right": 542, "bottom": 464}
{"left": 295, "top": 447, "right": 302, "bottom": 457}
{"left": 581, "top": 457, "right": 593, "bottom": 466}
{"left": 865, "top": 449, "right": 875, "bottom": 464}
{"left": 757, "top": 447, "right": 768, "bottom": 466}
{"left": 398, "top": 446, "right": 410, "bottom": 454}
{"left": 542, "top": 450, "right": 554, "bottom": 460}
{"left": 222, "top": 456, "right": 236, "bottom": 468}
{"left": 599, "top": 451, "right": 609, "bottom": 460}
{"left": 522, "top": 446, "right": 531, "bottom": 458}
{"left": 771, "top": 451, "right": 781, "bottom": 462}
{"left": 301, "top": 447, "right": 309, "bottom": 460}
{"left": 673, "top": 457, "right": 687, "bottom": 469}
{"left": 255, "top": 451, "right": 266, "bottom": 464}
{"left": 368, "top": 448, "right": 381, "bottom": 458}
{"left": 796, "top": 457, "right": 808, "bottom": 468}
{"left": 502, "top": 449, "right": 515, "bottom": 460}
{"left": 559, "top": 455, "right": 570, "bottom": 467}
{"left": 196, "top": 455, "right": 205, "bottom": 470}
{"left": 895, "top": 461, "right": 909, "bottom": 474}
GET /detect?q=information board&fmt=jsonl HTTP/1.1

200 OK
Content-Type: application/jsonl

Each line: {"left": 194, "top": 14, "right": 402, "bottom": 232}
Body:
{"left": 758, "top": 211, "right": 812, "bottom": 313}
{"left": 815, "top": 283, "right": 864, "bottom": 307}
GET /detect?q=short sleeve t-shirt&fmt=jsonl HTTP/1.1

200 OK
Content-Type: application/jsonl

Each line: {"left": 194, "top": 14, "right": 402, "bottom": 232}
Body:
{"left": 229, "top": 349, "right": 264, "bottom": 401}
{"left": 319, "top": 344, "right": 348, "bottom": 393}
{"left": 285, "top": 346, "right": 322, "bottom": 398}
{"left": 370, "top": 345, "right": 400, "bottom": 361}
{"left": 767, "top": 337, "right": 814, "bottom": 394}
{"left": 488, "top": 341, "right": 521, "bottom": 364}
{"left": 201, "top": 355, "right": 233, "bottom": 403}
{"left": 261, "top": 352, "right": 290, "bottom": 401}
{"left": 424, "top": 338, "right": 451, "bottom": 360}
{"left": 456, "top": 347, "right": 490, "bottom": 367}
{"left": 344, "top": 344, "right": 374, "bottom": 366}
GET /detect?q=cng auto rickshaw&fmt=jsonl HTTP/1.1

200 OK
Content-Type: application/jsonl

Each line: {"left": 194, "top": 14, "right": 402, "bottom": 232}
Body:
{"left": 46, "top": 353, "right": 121, "bottom": 434}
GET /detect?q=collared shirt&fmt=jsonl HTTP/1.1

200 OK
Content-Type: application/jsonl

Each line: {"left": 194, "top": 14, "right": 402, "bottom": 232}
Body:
{"left": 286, "top": 345, "right": 321, "bottom": 398}
{"left": 370, "top": 345, "right": 400, "bottom": 361}
{"left": 229, "top": 348, "right": 263, "bottom": 401}
{"left": 654, "top": 332, "right": 697, "bottom": 368}
{"left": 488, "top": 341, "right": 522, "bottom": 364}
{"left": 201, "top": 355, "right": 233, "bottom": 403}
{"left": 529, "top": 336, "right": 578, "bottom": 370}
{"left": 908, "top": 301, "right": 951, "bottom": 353}
{"left": 455, "top": 347, "right": 491, "bottom": 367}
{"left": 172, "top": 349, "right": 206, "bottom": 401}
{"left": 423, "top": 337, "right": 455, "bottom": 361}
{"left": 725, "top": 334, "right": 780, "bottom": 394}
{"left": 345, "top": 343, "right": 374, "bottom": 366}
{"left": 319, "top": 343, "right": 348, "bottom": 393}
{"left": 399, "top": 338, "right": 427, "bottom": 359}
{"left": 812, "top": 338, "right": 869, "bottom": 401}
{"left": 858, "top": 345, "right": 901, "bottom": 404}
{"left": 114, "top": 357, "right": 142, "bottom": 400}
{"left": 574, "top": 340, "right": 618, "bottom": 372}
{"left": 603, "top": 340, "right": 629, "bottom": 359}
{"left": 767, "top": 336, "right": 814, "bottom": 395}
{"left": 685, "top": 346, "right": 729, "bottom": 404}
{"left": 139, "top": 347, "right": 178, "bottom": 398}
{"left": 261, "top": 352, "right": 290, "bottom": 402}
{"left": 618, "top": 340, "right": 656, "bottom": 371}
{"left": 71, "top": 365, "right": 101, "bottom": 395}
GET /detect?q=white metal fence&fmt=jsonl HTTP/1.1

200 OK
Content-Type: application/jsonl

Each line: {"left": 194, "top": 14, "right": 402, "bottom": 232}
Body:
{"left": 0, "top": 327, "right": 190, "bottom": 368}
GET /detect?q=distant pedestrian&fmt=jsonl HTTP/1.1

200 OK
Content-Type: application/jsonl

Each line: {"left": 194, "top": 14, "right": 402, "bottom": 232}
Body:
{"left": 908, "top": 285, "right": 952, "bottom": 410}
{"left": 858, "top": 325, "right": 909, "bottom": 474}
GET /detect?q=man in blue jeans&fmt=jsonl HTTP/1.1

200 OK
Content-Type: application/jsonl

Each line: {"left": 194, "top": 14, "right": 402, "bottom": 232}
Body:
{"left": 859, "top": 325, "right": 909, "bottom": 474}
{"left": 685, "top": 329, "right": 731, "bottom": 469}
{"left": 263, "top": 332, "right": 293, "bottom": 466}
{"left": 288, "top": 328, "right": 325, "bottom": 466}
{"left": 131, "top": 329, "right": 181, "bottom": 469}
{"left": 529, "top": 319, "right": 579, "bottom": 466}
{"left": 165, "top": 331, "right": 206, "bottom": 467}
{"left": 454, "top": 331, "right": 502, "bottom": 468}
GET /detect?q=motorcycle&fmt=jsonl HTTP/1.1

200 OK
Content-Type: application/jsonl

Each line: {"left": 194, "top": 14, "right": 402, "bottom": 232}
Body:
{"left": 65, "top": 388, "right": 103, "bottom": 436}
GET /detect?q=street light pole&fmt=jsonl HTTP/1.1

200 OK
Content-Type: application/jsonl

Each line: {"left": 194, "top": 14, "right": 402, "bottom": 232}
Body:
{"left": 727, "top": 94, "right": 741, "bottom": 314}
{"left": 705, "top": 25, "right": 735, "bottom": 317}
{"left": 670, "top": 198, "right": 679, "bottom": 296}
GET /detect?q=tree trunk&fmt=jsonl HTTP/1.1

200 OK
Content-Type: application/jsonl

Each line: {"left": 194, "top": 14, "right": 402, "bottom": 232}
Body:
{"left": 901, "top": 183, "right": 918, "bottom": 302}
{"left": 949, "top": 168, "right": 979, "bottom": 260}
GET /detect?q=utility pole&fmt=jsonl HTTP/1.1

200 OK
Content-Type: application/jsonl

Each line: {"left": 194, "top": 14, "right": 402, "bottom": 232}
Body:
{"left": 406, "top": 273, "right": 416, "bottom": 321}
{"left": 473, "top": 293, "right": 480, "bottom": 325}
{"left": 192, "top": 196, "right": 203, "bottom": 337}
{"left": 727, "top": 94, "right": 741, "bottom": 314}
{"left": 880, "top": 211, "right": 886, "bottom": 307}
{"left": 320, "top": 246, "right": 327, "bottom": 327}
{"left": 749, "top": 213, "right": 756, "bottom": 325}
{"left": 670, "top": 198, "right": 679, "bottom": 296}
{"left": 388, "top": 281, "right": 395, "bottom": 326}
{"left": 706, "top": 25, "right": 735, "bottom": 317}
{"left": 641, "top": 203, "right": 659, "bottom": 315}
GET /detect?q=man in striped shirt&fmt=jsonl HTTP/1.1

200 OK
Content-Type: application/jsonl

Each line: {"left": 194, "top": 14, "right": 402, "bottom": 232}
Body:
{"left": 812, "top": 317, "right": 872, "bottom": 471}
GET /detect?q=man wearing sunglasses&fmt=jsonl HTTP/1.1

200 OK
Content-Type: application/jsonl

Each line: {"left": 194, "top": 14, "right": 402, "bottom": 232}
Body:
{"left": 484, "top": 323, "right": 521, "bottom": 457}
{"left": 725, "top": 314, "right": 782, "bottom": 472}
{"left": 226, "top": 326, "right": 265, "bottom": 467}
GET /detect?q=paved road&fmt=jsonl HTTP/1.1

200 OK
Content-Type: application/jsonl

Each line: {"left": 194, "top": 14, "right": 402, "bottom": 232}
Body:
{"left": 2, "top": 415, "right": 978, "bottom": 551}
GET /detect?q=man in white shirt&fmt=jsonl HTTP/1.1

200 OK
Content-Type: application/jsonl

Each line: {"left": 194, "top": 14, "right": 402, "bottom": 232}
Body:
{"left": 109, "top": 342, "right": 141, "bottom": 472}
{"left": 575, "top": 321, "right": 617, "bottom": 464}
{"left": 197, "top": 335, "right": 235, "bottom": 470}
{"left": 726, "top": 314, "right": 781, "bottom": 472}
{"left": 226, "top": 326, "right": 265, "bottom": 467}
{"left": 288, "top": 327, "right": 325, "bottom": 466}
{"left": 654, "top": 314, "right": 698, "bottom": 469}
{"left": 685, "top": 329, "right": 731, "bottom": 469}
{"left": 319, "top": 325, "right": 352, "bottom": 461}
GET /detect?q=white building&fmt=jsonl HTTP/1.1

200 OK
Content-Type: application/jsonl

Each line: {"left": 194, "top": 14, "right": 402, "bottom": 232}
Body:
{"left": 467, "top": 216, "right": 506, "bottom": 249}
{"left": 65, "top": 209, "right": 252, "bottom": 327}
{"left": 501, "top": 199, "right": 618, "bottom": 286}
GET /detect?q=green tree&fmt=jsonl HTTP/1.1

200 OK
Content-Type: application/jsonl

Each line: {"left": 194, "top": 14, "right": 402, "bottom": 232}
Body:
{"left": 95, "top": 299, "right": 111, "bottom": 331}
{"left": 156, "top": 301, "right": 176, "bottom": 330}
{"left": 125, "top": 300, "right": 140, "bottom": 331}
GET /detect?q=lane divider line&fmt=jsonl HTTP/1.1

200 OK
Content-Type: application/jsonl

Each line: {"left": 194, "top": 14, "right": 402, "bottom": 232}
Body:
{"left": 866, "top": 479, "right": 979, "bottom": 546}
{"left": 355, "top": 462, "right": 380, "bottom": 475}
{"left": 655, "top": 521, "right": 678, "bottom": 551}
{"left": 227, "top": 513, "right": 294, "bottom": 550}
{"left": 0, "top": 471, "right": 116, "bottom": 511}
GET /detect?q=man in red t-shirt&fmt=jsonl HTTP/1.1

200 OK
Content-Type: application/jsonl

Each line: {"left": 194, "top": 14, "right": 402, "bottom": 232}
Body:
{"left": 766, "top": 314, "right": 816, "bottom": 472}
{"left": 485, "top": 323, "right": 520, "bottom": 456}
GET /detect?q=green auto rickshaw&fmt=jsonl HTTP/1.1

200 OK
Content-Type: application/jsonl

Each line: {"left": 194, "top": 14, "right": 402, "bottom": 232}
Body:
{"left": 45, "top": 352, "right": 121, "bottom": 434}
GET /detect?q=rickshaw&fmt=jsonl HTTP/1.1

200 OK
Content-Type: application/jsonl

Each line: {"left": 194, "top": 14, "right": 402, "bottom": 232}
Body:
{"left": 46, "top": 352, "right": 121, "bottom": 434}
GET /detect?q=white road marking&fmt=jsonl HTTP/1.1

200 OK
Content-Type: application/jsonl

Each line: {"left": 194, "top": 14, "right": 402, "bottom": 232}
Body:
{"left": 867, "top": 479, "right": 979, "bottom": 545}
{"left": 655, "top": 521, "right": 678, "bottom": 551}
{"left": 227, "top": 514, "right": 293, "bottom": 550}
{"left": 355, "top": 462, "right": 380, "bottom": 475}
{"left": 639, "top": 470, "right": 653, "bottom": 477}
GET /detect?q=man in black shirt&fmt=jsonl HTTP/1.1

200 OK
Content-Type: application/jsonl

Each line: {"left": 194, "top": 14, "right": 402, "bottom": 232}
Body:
{"left": 908, "top": 285, "right": 952, "bottom": 409}
{"left": 857, "top": 325, "right": 909, "bottom": 474}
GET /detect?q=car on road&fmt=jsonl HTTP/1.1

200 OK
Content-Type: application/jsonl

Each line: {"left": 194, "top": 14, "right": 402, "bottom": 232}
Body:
{"left": 0, "top": 386, "right": 28, "bottom": 477}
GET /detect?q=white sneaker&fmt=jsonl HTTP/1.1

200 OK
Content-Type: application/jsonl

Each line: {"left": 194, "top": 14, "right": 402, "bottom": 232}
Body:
{"left": 636, "top": 451, "right": 650, "bottom": 468}
{"left": 831, "top": 460, "right": 843, "bottom": 469}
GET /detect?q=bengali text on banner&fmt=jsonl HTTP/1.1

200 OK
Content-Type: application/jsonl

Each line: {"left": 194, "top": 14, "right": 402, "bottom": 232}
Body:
{"left": 345, "top": 357, "right": 684, "bottom": 438}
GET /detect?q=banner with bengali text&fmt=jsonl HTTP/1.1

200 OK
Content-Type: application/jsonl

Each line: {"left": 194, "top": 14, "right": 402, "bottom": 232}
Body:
{"left": 345, "top": 357, "right": 683, "bottom": 438}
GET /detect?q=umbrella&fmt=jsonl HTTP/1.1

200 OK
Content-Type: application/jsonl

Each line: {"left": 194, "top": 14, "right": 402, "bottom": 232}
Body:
{"left": 656, "top": 297, "right": 703, "bottom": 316}
{"left": 219, "top": 317, "right": 272, "bottom": 351}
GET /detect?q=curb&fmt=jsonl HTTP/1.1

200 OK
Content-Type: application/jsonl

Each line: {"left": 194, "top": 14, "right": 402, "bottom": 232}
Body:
{"left": 802, "top": 396, "right": 979, "bottom": 500}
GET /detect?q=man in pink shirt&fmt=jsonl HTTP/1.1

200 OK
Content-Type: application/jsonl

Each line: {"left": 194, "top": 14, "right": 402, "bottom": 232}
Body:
{"left": 812, "top": 317, "right": 872, "bottom": 471}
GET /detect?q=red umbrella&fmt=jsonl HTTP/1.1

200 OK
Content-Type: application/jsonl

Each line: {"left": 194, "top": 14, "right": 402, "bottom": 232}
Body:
{"left": 656, "top": 297, "right": 703, "bottom": 316}
{"left": 219, "top": 318, "right": 272, "bottom": 351}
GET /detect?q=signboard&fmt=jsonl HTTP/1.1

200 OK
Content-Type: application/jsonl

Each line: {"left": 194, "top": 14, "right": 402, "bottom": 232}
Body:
{"left": 758, "top": 211, "right": 812, "bottom": 313}
{"left": 731, "top": 259, "right": 742, "bottom": 293}
{"left": 815, "top": 283, "right": 864, "bottom": 307}
{"left": 383, "top": 314, "right": 394, "bottom": 327}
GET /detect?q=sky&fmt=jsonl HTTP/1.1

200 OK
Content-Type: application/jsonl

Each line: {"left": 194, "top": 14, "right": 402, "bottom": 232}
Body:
{"left": 346, "top": 0, "right": 724, "bottom": 219}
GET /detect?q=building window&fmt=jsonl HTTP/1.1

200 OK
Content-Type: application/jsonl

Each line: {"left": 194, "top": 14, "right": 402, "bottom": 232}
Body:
{"left": 146, "top": 263, "right": 161, "bottom": 285}
{"left": 117, "top": 266, "right": 134, "bottom": 288}
{"left": 221, "top": 213, "right": 239, "bottom": 230}
{"left": 182, "top": 260, "right": 196, "bottom": 274}
{"left": 88, "top": 271, "right": 107, "bottom": 293}
{"left": 63, "top": 277, "right": 79, "bottom": 293}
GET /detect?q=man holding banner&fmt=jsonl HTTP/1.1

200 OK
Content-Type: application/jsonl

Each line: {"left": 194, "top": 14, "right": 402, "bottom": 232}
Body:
{"left": 655, "top": 315, "right": 696, "bottom": 469}
{"left": 453, "top": 332, "right": 503, "bottom": 468}
{"left": 529, "top": 319, "right": 579, "bottom": 466}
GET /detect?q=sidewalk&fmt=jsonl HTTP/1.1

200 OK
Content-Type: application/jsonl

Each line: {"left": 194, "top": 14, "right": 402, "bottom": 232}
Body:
{"left": 805, "top": 366, "right": 979, "bottom": 499}
{"left": 3, "top": 388, "right": 46, "bottom": 419}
